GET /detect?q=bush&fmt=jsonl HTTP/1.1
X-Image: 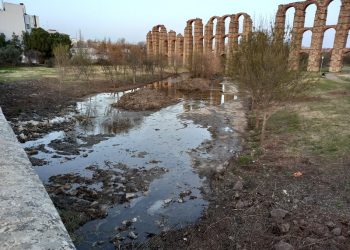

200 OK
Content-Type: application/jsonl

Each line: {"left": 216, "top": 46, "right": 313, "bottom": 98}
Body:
{"left": 0, "top": 45, "right": 22, "bottom": 65}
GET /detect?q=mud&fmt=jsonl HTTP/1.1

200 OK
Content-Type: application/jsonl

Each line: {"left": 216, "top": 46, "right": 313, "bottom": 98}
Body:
{"left": 46, "top": 162, "right": 168, "bottom": 233}
{"left": 113, "top": 88, "right": 180, "bottom": 111}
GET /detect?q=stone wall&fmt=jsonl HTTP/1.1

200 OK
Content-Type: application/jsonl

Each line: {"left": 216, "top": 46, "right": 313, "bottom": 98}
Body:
{"left": 0, "top": 107, "right": 75, "bottom": 250}
{"left": 147, "top": 0, "right": 350, "bottom": 72}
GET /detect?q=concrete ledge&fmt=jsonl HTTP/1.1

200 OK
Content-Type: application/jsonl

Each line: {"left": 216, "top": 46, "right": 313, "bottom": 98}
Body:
{"left": 0, "top": 108, "right": 75, "bottom": 249}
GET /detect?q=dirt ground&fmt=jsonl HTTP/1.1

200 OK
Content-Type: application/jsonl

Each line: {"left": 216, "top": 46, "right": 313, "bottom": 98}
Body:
{"left": 0, "top": 74, "right": 172, "bottom": 121}
{"left": 113, "top": 88, "right": 180, "bottom": 111}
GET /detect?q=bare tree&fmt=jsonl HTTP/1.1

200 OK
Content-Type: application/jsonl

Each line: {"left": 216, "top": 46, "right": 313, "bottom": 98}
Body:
{"left": 53, "top": 44, "right": 70, "bottom": 84}
{"left": 228, "top": 28, "right": 317, "bottom": 143}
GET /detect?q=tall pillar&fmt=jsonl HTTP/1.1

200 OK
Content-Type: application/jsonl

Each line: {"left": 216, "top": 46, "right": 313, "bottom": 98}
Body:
{"left": 216, "top": 17, "right": 225, "bottom": 55}
{"left": 183, "top": 21, "right": 193, "bottom": 67}
{"left": 289, "top": 5, "right": 306, "bottom": 70}
{"left": 175, "top": 34, "right": 184, "bottom": 66}
{"left": 308, "top": 5, "right": 327, "bottom": 72}
{"left": 168, "top": 30, "right": 176, "bottom": 65}
{"left": 194, "top": 19, "right": 204, "bottom": 55}
{"left": 146, "top": 31, "right": 153, "bottom": 58}
{"left": 330, "top": 0, "right": 350, "bottom": 72}
{"left": 152, "top": 26, "right": 160, "bottom": 57}
{"left": 275, "top": 5, "right": 287, "bottom": 40}
{"left": 159, "top": 26, "right": 168, "bottom": 57}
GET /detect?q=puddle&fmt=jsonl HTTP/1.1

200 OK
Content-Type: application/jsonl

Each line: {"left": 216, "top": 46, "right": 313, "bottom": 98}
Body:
{"left": 23, "top": 75, "right": 238, "bottom": 249}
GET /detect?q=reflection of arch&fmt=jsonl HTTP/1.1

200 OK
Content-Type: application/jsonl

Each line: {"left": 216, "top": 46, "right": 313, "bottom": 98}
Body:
{"left": 322, "top": 28, "right": 336, "bottom": 48}
{"left": 304, "top": 3, "right": 317, "bottom": 27}
{"left": 326, "top": 0, "right": 341, "bottom": 26}
{"left": 302, "top": 30, "right": 312, "bottom": 48}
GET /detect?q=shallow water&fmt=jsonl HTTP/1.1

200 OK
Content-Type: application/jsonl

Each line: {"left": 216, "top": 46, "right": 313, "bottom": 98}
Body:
{"left": 23, "top": 75, "right": 237, "bottom": 249}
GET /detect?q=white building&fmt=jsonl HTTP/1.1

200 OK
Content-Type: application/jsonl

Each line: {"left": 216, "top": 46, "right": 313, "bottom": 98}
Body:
{"left": 0, "top": 1, "right": 39, "bottom": 40}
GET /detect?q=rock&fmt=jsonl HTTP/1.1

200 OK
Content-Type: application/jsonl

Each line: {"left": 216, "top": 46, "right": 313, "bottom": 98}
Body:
{"left": 274, "top": 241, "right": 294, "bottom": 250}
{"left": 63, "top": 183, "right": 72, "bottom": 190}
{"left": 325, "top": 221, "right": 336, "bottom": 229}
{"left": 128, "top": 231, "right": 138, "bottom": 240}
{"left": 336, "top": 236, "right": 346, "bottom": 242}
{"left": 92, "top": 241, "right": 105, "bottom": 247}
{"left": 19, "top": 133, "right": 27, "bottom": 141}
{"left": 236, "top": 200, "right": 252, "bottom": 209}
{"left": 270, "top": 209, "right": 289, "bottom": 220}
{"left": 305, "top": 237, "right": 318, "bottom": 244}
{"left": 125, "top": 193, "right": 136, "bottom": 200}
{"left": 279, "top": 223, "right": 291, "bottom": 233}
{"left": 131, "top": 217, "right": 137, "bottom": 223}
{"left": 164, "top": 199, "right": 172, "bottom": 204}
{"left": 332, "top": 227, "right": 342, "bottom": 236}
{"left": 233, "top": 180, "right": 244, "bottom": 191}
{"left": 311, "top": 223, "right": 328, "bottom": 237}
{"left": 82, "top": 153, "right": 88, "bottom": 157}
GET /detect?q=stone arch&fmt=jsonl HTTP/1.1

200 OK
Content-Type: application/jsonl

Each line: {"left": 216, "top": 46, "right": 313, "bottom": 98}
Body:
{"left": 302, "top": 30, "right": 313, "bottom": 48}
{"left": 223, "top": 15, "right": 231, "bottom": 36}
{"left": 207, "top": 16, "right": 219, "bottom": 53}
{"left": 237, "top": 35, "right": 242, "bottom": 45}
{"left": 326, "top": 0, "right": 341, "bottom": 26}
{"left": 304, "top": 3, "right": 317, "bottom": 27}
{"left": 322, "top": 28, "right": 336, "bottom": 48}
{"left": 299, "top": 52, "right": 310, "bottom": 71}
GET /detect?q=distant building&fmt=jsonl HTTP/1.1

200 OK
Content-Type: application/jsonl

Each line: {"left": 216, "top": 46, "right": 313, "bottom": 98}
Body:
{"left": 0, "top": 2, "right": 39, "bottom": 40}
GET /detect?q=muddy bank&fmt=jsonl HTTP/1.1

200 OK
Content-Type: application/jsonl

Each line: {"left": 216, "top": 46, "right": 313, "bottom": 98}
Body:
{"left": 176, "top": 78, "right": 212, "bottom": 92}
{"left": 0, "top": 73, "right": 172, "bottom": 122}
{"left": 113, "top": 88, "right": 180, "bottom": 111}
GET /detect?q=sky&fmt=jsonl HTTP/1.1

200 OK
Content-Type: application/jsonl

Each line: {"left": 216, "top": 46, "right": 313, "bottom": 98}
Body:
{"left": 5, "top": 0, "right": 349, "bottom": 47}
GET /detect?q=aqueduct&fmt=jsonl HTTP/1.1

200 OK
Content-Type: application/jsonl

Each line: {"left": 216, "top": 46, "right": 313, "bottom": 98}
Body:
{"left": 146, "top": 0, "right": 350, "bottom": 72}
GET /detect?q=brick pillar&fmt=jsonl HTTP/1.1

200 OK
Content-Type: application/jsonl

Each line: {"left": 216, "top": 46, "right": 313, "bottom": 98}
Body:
{"left": 194, "top": 19, "right": 204, "bottom": 55}
{"left": 183, "top": 21, "right": 193, "bottom": 66}
{"left": 289, "top": 5, "right": 305, "bottom": 70}
{"left": 275, "top": 5, "right": 287, "bottom": 39}
{"left": 175, "top": 34, "right": 184, "bottom": 66}
{"left": 168, "top": 30, "right": 176, "bottom": 65}
{"left": 159, "top": 26, "right": 168, "bottom": 57}
{"left": 227, "top": 16, "right": 235, "bottom": 54}
{"left": 308, "top": 5, "right": 327, "bottom": 72}
{"left": 231, "top": 15, "right": 239, "bottom": 47}
{"left": 152, "top": 26, "right": 160, "bottom": 57}
{"left": 243, "top": 16, "right": 253, "bottom": 38}
{"left": 204, "top": 23, "right": 211, "bottom": 54}
{"left": 216, "top": 17, "right": 225, "bottom": 55}
{"left": 146, "top": 31, "right": 153, "bottom": 58}
{"left": 330, "top": 1, "right": 350, "bottom": 72}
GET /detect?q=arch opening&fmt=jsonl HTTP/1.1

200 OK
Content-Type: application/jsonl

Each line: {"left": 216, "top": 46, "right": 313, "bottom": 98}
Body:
{"left": 224, "top": 17, "right": 230, "bottom": 36}
{"left": 285, "top": 7, "right": 295, "bottom": 40}
{"left": 238, "top": 35, "right": 242, "bottom": 45}
{"left": 302, "top": 30, "right": 312, "bottom": 48}
{"left": 299, "top": 52, "right": 309, "bottom": 71}
{"left": 346, "top": 30, "right": 350, "bottom": 48}
{"left": 342, "top": 51, "right": 350, "bottom": 72}
{"left": 238, "top": 15, "right": 245, "bottom": 34}
{"left": 326, "top": 0, "right": 341, "bottom": 26}
{"left": 224, "top": 36, "right": 229, "bottom": 54}
{"left": 322, "top": 28, "right": 336, "bottom": 48}
{"left": 304, "top": 4, "right": 317, "bottom": 28}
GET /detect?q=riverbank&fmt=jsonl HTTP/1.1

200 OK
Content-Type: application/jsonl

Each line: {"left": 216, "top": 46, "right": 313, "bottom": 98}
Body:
{"left": 146, "top": 76, "right": 350, "bottom": 249}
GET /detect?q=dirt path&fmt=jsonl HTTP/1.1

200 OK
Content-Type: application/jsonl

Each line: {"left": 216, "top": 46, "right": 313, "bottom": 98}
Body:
{"left": 325, "top": 73, "right": 348, "bottom": 83}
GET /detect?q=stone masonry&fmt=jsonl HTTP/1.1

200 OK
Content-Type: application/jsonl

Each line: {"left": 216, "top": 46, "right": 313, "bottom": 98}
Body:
{"left": 147, "top": 0, "right": 350, "bottom": 72}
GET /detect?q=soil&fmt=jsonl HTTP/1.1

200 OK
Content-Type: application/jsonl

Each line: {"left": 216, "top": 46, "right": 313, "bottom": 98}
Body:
{"left": 144, "top": 101, "right": 350, "bottom": 249}
{"left": 0, "top": 74, "right": 172, "bottom": 121}
{"left": 46, "top": 162, "right": 168, "bottom": 233}
{"left": 176, "top": 78, "right": 212, "bottom": 92}
{"left": 113, "top": 88, "right": 180, "bottom": 111}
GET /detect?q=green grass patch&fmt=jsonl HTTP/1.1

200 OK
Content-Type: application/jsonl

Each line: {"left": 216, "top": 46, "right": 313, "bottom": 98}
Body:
{"left": 267, "top": 110, "right": 301, "bottom": 134}
{"left": 0, "top": 66, "right": 57, "bottom": 82}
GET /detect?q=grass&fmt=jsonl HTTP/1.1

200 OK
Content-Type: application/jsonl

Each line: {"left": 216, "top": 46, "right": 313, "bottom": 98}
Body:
{"left": 267, "top": 78, "right": 350, "bottom": 159}
{"left": 0, "top": 66, "right": 57, "bottom": 82}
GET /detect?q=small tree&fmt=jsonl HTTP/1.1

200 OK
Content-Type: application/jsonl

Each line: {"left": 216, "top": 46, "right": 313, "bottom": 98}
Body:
{"left": 53, "top": 44, "right": 70, "bottom": 83}
{"left": 228, "top": 28, "right": 317, "bottom": 143}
